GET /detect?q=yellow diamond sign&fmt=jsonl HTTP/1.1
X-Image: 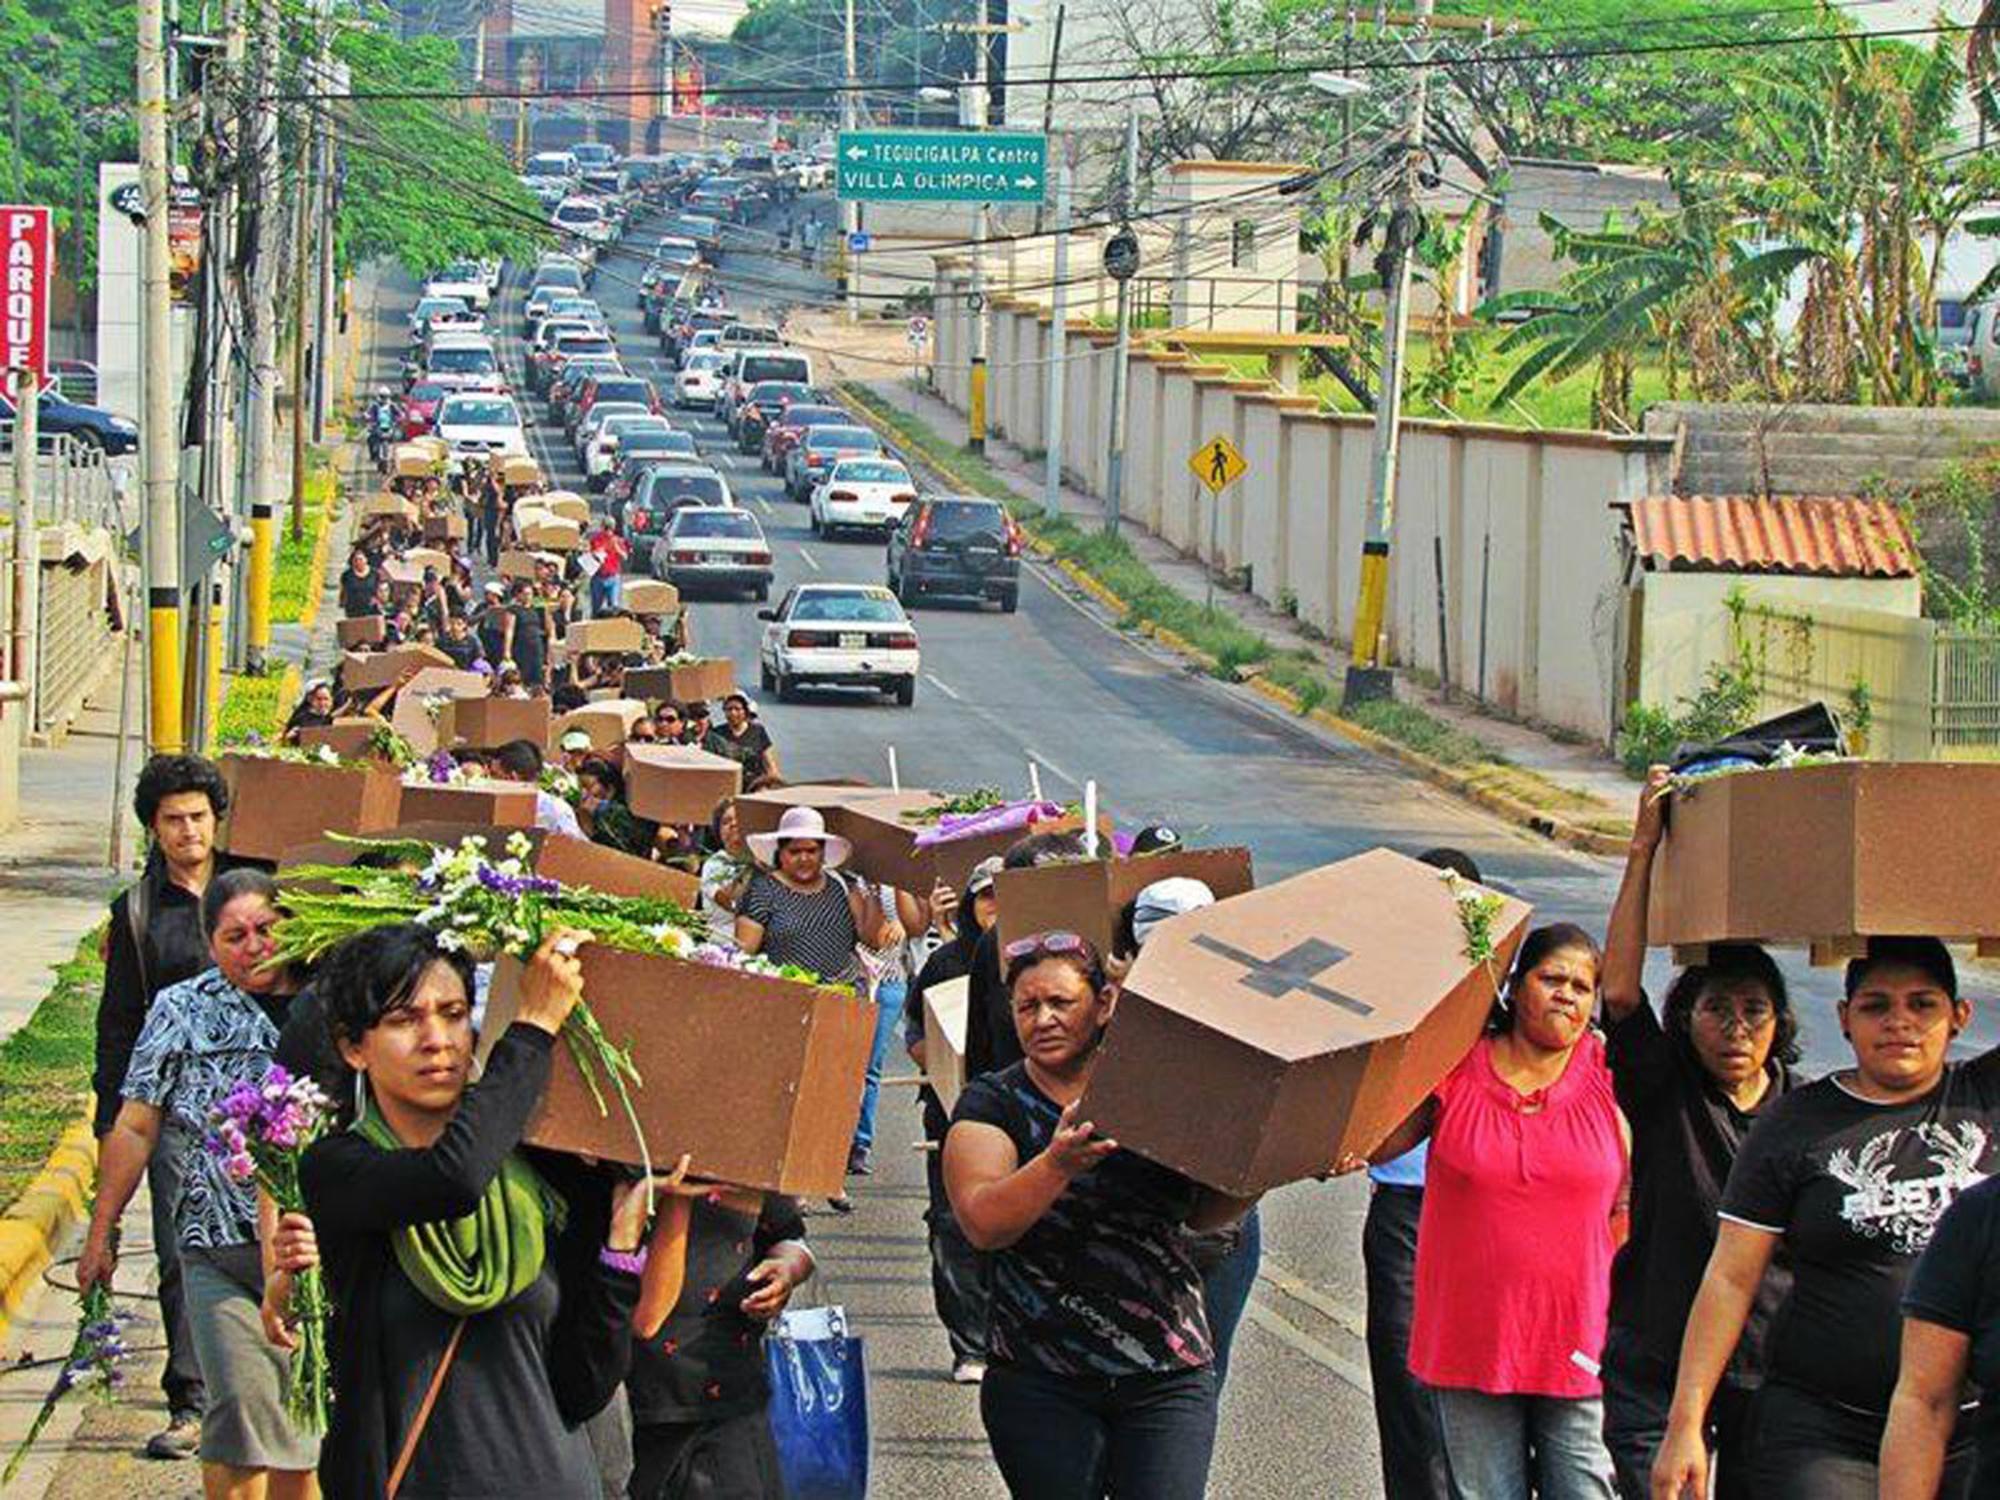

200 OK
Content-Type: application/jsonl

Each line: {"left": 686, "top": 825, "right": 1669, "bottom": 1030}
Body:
{"left": 1189, "top": 433, "right": 1248, "bottom": 495}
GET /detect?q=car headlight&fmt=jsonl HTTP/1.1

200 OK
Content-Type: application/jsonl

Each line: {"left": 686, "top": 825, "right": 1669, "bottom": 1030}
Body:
{"left": 109, "top": 417, "right": 140, "bottom": 434}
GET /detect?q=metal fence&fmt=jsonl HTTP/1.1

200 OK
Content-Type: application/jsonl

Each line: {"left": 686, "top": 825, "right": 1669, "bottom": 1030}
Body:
{"left": 0, "top": 433, "right": 133, "bottom": 533}
{"left": 1933, "top": 628, "right": 2000, "bottom": 756}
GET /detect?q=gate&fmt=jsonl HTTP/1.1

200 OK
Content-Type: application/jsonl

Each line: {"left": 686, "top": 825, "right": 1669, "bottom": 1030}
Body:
{"left": 1932, "top": 628, "right": 2000, "bottom": 756}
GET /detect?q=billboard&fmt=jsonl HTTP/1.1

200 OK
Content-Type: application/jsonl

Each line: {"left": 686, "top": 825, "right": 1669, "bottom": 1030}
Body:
{"left": 1, "top": 205, "right": 53, "bottom": 386}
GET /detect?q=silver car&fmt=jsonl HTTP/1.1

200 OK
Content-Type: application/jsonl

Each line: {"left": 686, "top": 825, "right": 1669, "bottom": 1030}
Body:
{"left": 654, "top": 505, "right": 773, "bottom": 600}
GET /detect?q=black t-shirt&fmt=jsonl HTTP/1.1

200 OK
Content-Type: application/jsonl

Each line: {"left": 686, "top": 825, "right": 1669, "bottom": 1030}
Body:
{"left": 1606, "top": 1001, "right": 1793, "bottom": 1387}
{"left": 701, "top": 723, "right": 774, "bottom": 784}
{"left": 1720, "top": 1052, "right": 2000, "bottom": 1414}
{"left": 626, "top": 1194, "right": 807, "bottom": 1425}
{"left": 475, "top": 607, "right": 510, "bottom": 666}
{"left": 1904, "top": 1174, "right": 2000, "bottom": 1480}
{"left": 962, "top": 927, "right": 1021, "bottom": 1080}
{"left": 950, "top": 1062, "right": 1211, "bottom": 1377}
{"left": 439, "top": 632, "right": 481, "bottom": 670}
{"left": 339, "top": 568, "right": 377, "bottom": 618}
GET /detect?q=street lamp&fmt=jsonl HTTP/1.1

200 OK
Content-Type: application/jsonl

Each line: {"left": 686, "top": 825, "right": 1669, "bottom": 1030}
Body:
{"left": 1308, "top": 70, "right": 1369, "bottom": 98}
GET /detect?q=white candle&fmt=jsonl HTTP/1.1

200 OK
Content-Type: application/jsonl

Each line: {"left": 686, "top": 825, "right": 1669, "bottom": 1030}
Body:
{"left": 887, "top": 745, "right": 901, "bottom": 792}
{"left": 1083, "top": 780, "right": 1100, "bottom": 858}
{"left": 1029, "top": 761, "right": 1044, "bottom": 803}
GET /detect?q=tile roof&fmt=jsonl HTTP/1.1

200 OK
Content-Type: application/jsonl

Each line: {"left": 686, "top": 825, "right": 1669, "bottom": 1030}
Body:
{"left": 1616, "top": 494, "right": 1919, "bottom": 579}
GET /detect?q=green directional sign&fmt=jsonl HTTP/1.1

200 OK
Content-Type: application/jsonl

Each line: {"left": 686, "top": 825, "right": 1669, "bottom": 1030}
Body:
{"left": 836, "top": 130, "right": 1049, "bottom": 205}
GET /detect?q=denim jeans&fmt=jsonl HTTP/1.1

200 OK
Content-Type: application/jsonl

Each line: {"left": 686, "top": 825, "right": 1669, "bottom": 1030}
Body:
{"left": 979, "top": 1362, "right": 1217, "bottom": 1500}
{"left": 589, "top": 572, "right": 619, "bottom": 617}
{"left": 851, "top": 977, "right": 906, "bottom": 1156}
{"left": 150, "top": 1120, "right": 206, "bottom": 1415}
{"left": 1364, "top": 1183, "right": 1449, "bottom": 1500}
{"left": 1199, "top": 1206, "right": 1261, "bottom": 1393}
{"left": 1432, "top": 1388, "right": 1617, "bottom": 1500}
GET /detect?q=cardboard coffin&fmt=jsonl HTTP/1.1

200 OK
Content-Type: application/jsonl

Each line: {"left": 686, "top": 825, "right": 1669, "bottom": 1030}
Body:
{"left": 378, "top": 561, "right": 425, "bottom": 606}
{"left": 537, "top": 491, "right": 592, "bottom": 524}
{"left": 277, "top": 825, "right": 695, "bottom": 906}
{"left": 295, "top": 718, "right": 384, "bottom": 761}
{"left": 838, "top": 801, "right": 1105, "bottom": 894}
{"left": 389, "top": 667, "right": 491, "bottom": 757}
{"left": 622, "top": 658, "right": 734, "bottom": 705}
{"left": 923, "top": 975, "right": 971, "bottom": 1115}
{"left": 402, "top": 546, "right": 452, "bottom": 575}
{"left": 336, "top": 615, "right": 387, "bottom": 650}
{"left": 444, "top": 696, "right": 553, "bottom": 751}
{"left": 407, "top": 435, "right": 449, "bottom": 465}
{"left": 482, "top": 946, "right": 876, "bottom": 1194}
{"left": 521, "top": 518, "right": 582, "bottom": 552}
{"left": 1648, "top": 761, "right": 2000, "bottom": 954}
{"left": 218, "top": 754, "right": 404, "bottom": 860}
{"left": 501, "top": 455, "right": 542, "bottom": 487}
{"left": 393, "top": 445, "right": 437, "bottom": 478}
{"left": 993, "top": 846, "right": 1258, "bottom": 955}
{"left": 564, "top": 617, "right": 647, "bottom": 657}
{"left": 621, "top": 580, "right": 680, "bottom": 616}
{"left": 556, "top": 699, "right": 649, "bottom": 752}
{"left": 499, "top": 548, "right": 562, "bottom": 581}
{"left": 340, "top": 643, "right": 454, "bottom": 693}
{"left": 360, "top": 493, "right": 420, "bottom": 523}
{"left": 731, "top": 782, "right": 910, "bottom": 839}
{"left": 1077, "top": 848, "right": 1532, "bottom": 1196}
{"left": 624, "top": 743, "right": 743, "bottom": 825}
{"left": 423, "top": 513, "right": 468, "bottom": 544}
{"left": 395, "top": 779, "right": 540, "bottom": 827}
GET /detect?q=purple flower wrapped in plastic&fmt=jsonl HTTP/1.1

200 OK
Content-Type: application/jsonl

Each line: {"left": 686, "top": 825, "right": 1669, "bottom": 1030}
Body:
{"left": 2, "top": 1285, "right": 131, "bottom": 1483}
{"left": 911, "top": 799, "right": 1068, "bottom": 849}
{"left": 209, "top": 1065, "right": 333, "bottom": 1434}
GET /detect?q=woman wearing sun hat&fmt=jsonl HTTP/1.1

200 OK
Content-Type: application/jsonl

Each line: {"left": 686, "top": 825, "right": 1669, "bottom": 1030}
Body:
{"left": 735, "top": 807, "right": 891, "bottom": 986}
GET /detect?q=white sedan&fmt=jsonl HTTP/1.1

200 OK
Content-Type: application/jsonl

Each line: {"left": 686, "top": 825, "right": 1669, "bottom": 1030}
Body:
{"left": 809, "top": 458, "right": 919, "bottom": 539}
{"left": 675, "top": 351, "right": 729, "bottom": 408}
{"left": 585, "top": 413, "right": 675, "bottom": 487}
{"left": 573, "top": 400, "right": 652, "bottom": 463}
{"left": 433, "top": 391, "right": 527, "bottom": 458}
{"left": 758, "top": 583, "right": 921, "bottom": 707}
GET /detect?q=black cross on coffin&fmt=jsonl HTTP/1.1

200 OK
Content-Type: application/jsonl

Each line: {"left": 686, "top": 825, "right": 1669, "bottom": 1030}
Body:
{"left": 1191, "top": 934, "right": 1373, "bottom": 1017}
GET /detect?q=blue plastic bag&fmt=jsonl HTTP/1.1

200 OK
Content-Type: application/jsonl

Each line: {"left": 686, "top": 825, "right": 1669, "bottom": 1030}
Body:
{"left": 765, "top": 1305, "right": 869, "bottom": 1499}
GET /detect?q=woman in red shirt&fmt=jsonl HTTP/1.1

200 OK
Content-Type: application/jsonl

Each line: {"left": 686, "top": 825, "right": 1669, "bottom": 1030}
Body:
{"left": 1364, "top": 923, "right": 1628, "bottom": 1499}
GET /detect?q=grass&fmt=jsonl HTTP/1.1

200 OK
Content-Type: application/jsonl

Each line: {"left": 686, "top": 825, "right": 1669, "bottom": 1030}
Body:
{"left": 271, "top": 447, "right": 337, "bottom": 624}
{"left": 0, "top": 936, "right": 104, "bottom": 1215}
{"left": 216, "top": 669, "right": 292, "bottom": 746}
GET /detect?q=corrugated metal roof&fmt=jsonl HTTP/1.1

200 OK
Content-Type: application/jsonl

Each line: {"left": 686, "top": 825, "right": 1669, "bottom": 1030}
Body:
{"left": 1616, "top": 495, "right": 1919, "bottom": 579}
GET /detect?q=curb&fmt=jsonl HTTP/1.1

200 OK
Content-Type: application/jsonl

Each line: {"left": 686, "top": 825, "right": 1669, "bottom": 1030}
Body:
{"left": 0, "top": 1118, "right": 97, "bottom": 1343}
{"left": 295, "top": 472, "right": 340, "bottom": 633}
{"left": 845, "top": 385, "right": 1631, "bottom": 860}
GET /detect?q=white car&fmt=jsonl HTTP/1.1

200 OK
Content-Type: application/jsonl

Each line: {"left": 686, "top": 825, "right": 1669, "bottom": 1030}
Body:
{"left": 423, "top": 262, "right": 490, "bottom": 314}
{"left": 675, "top": 351, "right": 728, "bottom": 408}
{"left": 585, "top": 413, "right": 673, "bottom": 487}
{"left": 573, "top": 400, "right": 651, "bottom": 462}
{"left": 655, "top": 505, "right": 773, "bottom": 600}
{"left": 407, "top": 294, "right": 474, "bottom": 342}
{"left": 423, "top": 337, "right": 505, "bottom": 393}
{"left": 433, "top": 391, "right": 527, "bottom": 457}
{"left": 809, "top": 458, "right": 919, "bottom": 539}
{"left": 757, "top": 583, "right": 921, "bottom": 706}
{"left": 553, "top": 196, "right": 614, "bottom": 246}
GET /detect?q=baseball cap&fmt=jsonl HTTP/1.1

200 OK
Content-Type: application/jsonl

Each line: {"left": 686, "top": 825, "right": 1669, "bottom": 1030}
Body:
{"left": 966, "top": 855, "right": 1004, "bottom": 898}
{"left": 1130, "top": 824, "right": 1184, "bottom": 856}
{"left": 558, "top": 729, "right": 593, "bottom": 752}
{"left": 1130, "top": 877, "right": 1216, "bottom": 947}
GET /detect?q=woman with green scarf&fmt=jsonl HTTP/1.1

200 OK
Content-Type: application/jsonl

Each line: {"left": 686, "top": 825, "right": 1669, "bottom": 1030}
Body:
{"left": 292, "top": 923, "right": 654, "bottom": 1498}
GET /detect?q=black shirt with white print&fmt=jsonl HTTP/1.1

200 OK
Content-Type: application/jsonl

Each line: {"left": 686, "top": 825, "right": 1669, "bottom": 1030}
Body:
{"left": 1719, "top": 1049, "right": 2000, "bottom": 1414}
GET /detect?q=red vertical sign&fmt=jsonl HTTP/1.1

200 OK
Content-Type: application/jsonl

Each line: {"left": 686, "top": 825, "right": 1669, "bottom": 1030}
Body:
{"left": 0, "top": 205, "right": 52, "bottom": 388}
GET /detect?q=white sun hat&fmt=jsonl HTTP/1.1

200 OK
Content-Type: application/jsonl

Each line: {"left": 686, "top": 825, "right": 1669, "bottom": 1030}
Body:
{"left": 746, "top": 805, "right": 853, "bottom": 870}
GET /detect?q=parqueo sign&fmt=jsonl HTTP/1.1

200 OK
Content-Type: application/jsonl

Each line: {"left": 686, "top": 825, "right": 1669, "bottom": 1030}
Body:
{"left": 1, "top": 206, "right": 52, "bottom": 386}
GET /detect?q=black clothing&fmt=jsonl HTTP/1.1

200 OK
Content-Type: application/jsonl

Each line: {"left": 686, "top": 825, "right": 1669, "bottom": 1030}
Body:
{"left": 1603, "top": 1325, "right": 1756, "bottom": 1500}
{"left": 1906, "top": 1174, "right": 2000, "bottom": 1493}
{"left": 285, "top": 705, "right": 335, "bottom": 737}
{"left": 962, "top": 927, "right": 1021, "bottom": 1079}
{"left": 627, "top": 1194, "right": 806, "bottom": 1425}
{"left": 474, "top": 605, "right": 510, "bottom": 668}
{"left": 510, "top": 603, "right": 548, "bottom": 687}
{"left": 1606, "top": 1000, "right": 1791, "bottom": 1389}
{"left": 1363, "top": 1184, "right": 1449, "bottom": 1500}
{"left": 631, "top": 1407, "right": 785, "bottom": 1500}
{"left": 301, "top": 1026, "right": 638, "bottom": 1499}
{"left": 1720, "top": 1053, "right": 2000, "bottom": 1416}
{"left": 701, "top": 723, "right": 774, "bottom": 787}
{"left": 1747, "top": 1378, "right": 1974, "bottom": 1499}
{"left": 438, "top": 632, "right": 481, "bottom": 670}
{"left": 739, "top": 872, "right": 861, "bottom": 984}
{"left": 952, "top": 1063, "right": 1210, "bottom": 1377}
{"left": 978, "top": 1362, "right": 1217, "bottom": 1500}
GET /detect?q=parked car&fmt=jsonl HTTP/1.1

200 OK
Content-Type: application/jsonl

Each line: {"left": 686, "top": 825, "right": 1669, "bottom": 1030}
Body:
{"left": 48, "top": 359, "right": 99, "bottom": 406}
{"left": 423, "top": 261, "right": 490, "bottom": 313}
{"left": 886, "top": 495, "right": 1023, "bottom": 612}
{"left": 656, "top": 505, "right": 774, "bottom": 599}
{"left": 0, "top": 388, "right": 139, "bottom": 455}
{"left": 407, "top": 294, "right": 474, "bottom": 342}
{"left": 433, "top": 391, "right": 527, "bottom": 458}
{"left": 758, "top": 583, "right": 921, "bottom": 706}
{"left": 809, "top": 458, "right": 919, "bottom": 539}
{"left": 785, "top": 423, "right": 883, "bottom": 501}
{"left": 525, "top": 149, "right": 581, "bottom": 181}
{"left": 571, "top": 142, "right": 618, "bottom": 173}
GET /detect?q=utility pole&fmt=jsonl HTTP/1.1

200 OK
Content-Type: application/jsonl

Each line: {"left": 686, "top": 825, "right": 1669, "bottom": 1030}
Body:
{"left": 1102, "top": 108, "right": 1139, "bottom": 537}
{"left": 1344, "top": 0, "right": 1433, "bottom": 705}
{"left": 311, "top": 25, "right": 338, "bottom": 443}
{"left": 139, "top": 0, "right": 183, "bottom": 752}
{"left": 289, "top": 101, "right": 311, "bottom": 544}
{"left": 966, "top": 0, "right": 990, "bottom": 456}
{"left": 1043, "top": 159, "right": 1069, "bottom": 517}
{"left": 242, "top": 0, "right": 280, "bottom": 678}
{"left": 11, "top": 371, "right": 39, "bottom": 738}
{"left": 841, "top": 0, "right": 860, "bottom": 323}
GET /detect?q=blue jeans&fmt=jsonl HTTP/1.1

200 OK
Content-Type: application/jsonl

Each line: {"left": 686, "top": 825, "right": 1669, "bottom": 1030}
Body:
{"left": 1198, "top": 1206, "right": 1261, "bottom": 1392}
{"left": 590, "top": 572, "right": 619, "bottom": 616}
{"left": 1432, "top": 1388, "right": 1616, "bottom": 1500}
{"left": 851, "top": 977, "right": 905, "bottom": 1156}
{"left": 980, "top": 1362, "right": 1216, "bottom": 1500}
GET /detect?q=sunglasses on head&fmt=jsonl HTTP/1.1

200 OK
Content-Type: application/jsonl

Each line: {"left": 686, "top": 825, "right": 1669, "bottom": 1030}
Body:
{"left": 1002, "top": 930, "right": 1099, "bottom": 967}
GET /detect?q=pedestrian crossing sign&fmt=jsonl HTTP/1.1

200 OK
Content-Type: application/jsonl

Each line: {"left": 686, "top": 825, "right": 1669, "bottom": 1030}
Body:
{"left": 1190, "top": 433, "right": 1248, "bottom": 495}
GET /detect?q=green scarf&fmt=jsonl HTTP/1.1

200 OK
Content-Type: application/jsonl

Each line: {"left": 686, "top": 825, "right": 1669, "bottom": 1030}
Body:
{"left": 354, "top": 1108, "right": 565, "bottom": 1316}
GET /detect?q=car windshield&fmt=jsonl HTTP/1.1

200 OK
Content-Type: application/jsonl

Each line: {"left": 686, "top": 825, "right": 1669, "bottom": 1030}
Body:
{"left": 792, "top": 591, "right": 905, "bottom": 623}
{"left": 627, "top": 432, "right": 694, "bottom": 455}
{"left": 928, "top": 501, "right": 1008, "bottom": 540}
{"left": 418, "top": 298, "right": 467, "bottom": 316}
{"left": 835, "top": 461, "right": 909, "bottom": 484}
{"left": 409, "top": 382, "right": 446, "bottom": 402}
{"left": 562, "top": 360, "right": 622, "bottom": 384}
{"left": 675, "top": 511, "right": 760, "bottom": 539}
{"left": 739, "top": 355, "right": 809, "bottom": 384}
{"left": 589, "top": 405, "right": 648, "bottom": 428}
{"left": 784, "top": 406, "right": 843, "bottom": 427}
{"left": 751, "top": 383, "right": 809, "bottom": 404}
{"left": 807, "top": 427, "right": 878, "bottom": 451}
{"left": 647, "top": 473, "right": 726, "bottom": 506}
{"left": 442, "top": 398, "right": 515, "bottom": 425}
{"left": 533, "top": 268, "right": 584, "bottom": 291}
{"left": 593, "top": 380, "right": 649, "bottom": 403}
{"left": 429, "top": 347, "right": 496, "bottom": 373}
{"left": 604, "top": 415, "right": 668, "bottom": 436}
{"left": 557, "top": 337, "right": 615, "bottom": 356}
{"left": 685, "top": 354, "right": 727, "bottom": 372}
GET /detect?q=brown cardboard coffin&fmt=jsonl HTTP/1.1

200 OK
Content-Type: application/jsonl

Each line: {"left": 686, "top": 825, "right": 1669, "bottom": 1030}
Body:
{"left": 340, "top": 643, "right": 454, "bottom": 693}
{"left": 564, "top": 617, "right": 647, "bottom": 657}
{"left": 295, "top": 718, "right": 383, "bottom": 761}
{"left": 837, "top": 802, "right": 1104, "bottom": 893}
{"left": 732, "top": 783, "right": 908, "bottom": 839}
{"left": 994, "top": 847, "right": 1257, "bottom": 954}
{"left": 621, "top": 579, "right": 680, "bottom": 616}
{"left": 923, "top": 974, "right": 971, "bottom": 1115}
{"left": 364, "top": 492, "right": 420, "bottom": 521}
{"left": 624, "top": 744, "right": 744, "bottom": 825}
{"left": 443, "top": 696, "right": 553, "bottom": 751}
{"left": 336, "top": 615, "right": 386, "bottom": 650}
{"left": 423, "top": 513, "right": 468, "bottom": 544}
{"left": 402, "top": 546, "right": 452, "bottom": 574}
{"left": 278, "top": 823, "right": 696, "bottom": 907}
{"left": 393, "top": 444, "right": 436, "bottom": 478}
{"left": 481, "top": 947, "right": 876, "bottom": 1194}
{"left": 556, "top": 699, "right": 649, "bottom": 752}
{"left": 623, "top": 658, "right": 735, "bottom": 705}
{"left": 1077, "top": 848, "right": 1531, "bottom": 1195}
{"left": 501, "top": 454, "right": 541, "bottom": 487}
{"left": 394, "top": 780, "right": 540, "bottom": 827}
{"left": 389, "top": 667, "right": 491, "bottom": 757}
{"left": 538, "top": 491, "right": 592, "bottom": 524}
{"left": 1648, "top": 761, "right": 2000, "bottom": 950}
{"left": 499, "top": 549, "right": 562, "bottom": 580}
{"left": 521, "top": 518, "right": 582, "bottom": 552}
{"left": 217, "top": 755, "right": 405, "bottom": 861}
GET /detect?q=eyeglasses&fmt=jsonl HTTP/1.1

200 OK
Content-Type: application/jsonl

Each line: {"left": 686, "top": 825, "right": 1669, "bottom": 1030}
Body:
{"left": 1694, "top": 998, "right": 1777, "bottom": 1033}
{"left": 1002, "top": 930, "right": 1098, "bottom": 966}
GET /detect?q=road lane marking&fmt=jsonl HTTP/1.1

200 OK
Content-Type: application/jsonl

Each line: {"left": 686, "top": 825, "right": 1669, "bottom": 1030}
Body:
{"left": 757, "top": 497, "right": 775, "bottom": 516}
{"left": 797, "top": 547, "right": 821, "bottom": 571}
{"left": 1241, "top": 1300, "right": 1372, "bottom": 1395}
{"left": 1020, "top": 746, "right": 1078, "bottom": 788}
{"left": 922, "top": 672, "right": 961, "bottom": 702}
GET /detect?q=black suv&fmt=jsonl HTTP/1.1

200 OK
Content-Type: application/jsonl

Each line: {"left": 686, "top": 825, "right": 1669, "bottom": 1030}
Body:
{"left": 886, "top": 496, "right": 1022, "bottom": 612}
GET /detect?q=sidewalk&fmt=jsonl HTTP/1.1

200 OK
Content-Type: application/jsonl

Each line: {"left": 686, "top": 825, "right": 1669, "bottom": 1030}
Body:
{"left": 857, "top": 370, "right": 1640, "bottom": 837}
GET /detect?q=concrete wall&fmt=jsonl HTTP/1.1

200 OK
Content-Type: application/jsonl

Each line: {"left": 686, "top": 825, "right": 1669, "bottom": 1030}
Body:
{"left": 1644, "top": 402, "right": 2000, "bottom": 496}
{"left": 932, "top": 286, "right": 1671, "bottom": 742}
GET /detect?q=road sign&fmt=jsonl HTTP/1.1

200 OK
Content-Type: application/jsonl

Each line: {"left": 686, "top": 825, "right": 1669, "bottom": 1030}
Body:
{"left": 1104, "top": 226, "right": 1140, "bottom": 283}
{"left": 836, "top": 130, "right": 1048, "bottom": 205}
{"left": 1, "top": 206, "right": 53, "bottom": 385}
{"left": 1190, "top": 433, "right": 1248, "bottom": 495}
{"left": 125, "top": 499, "right": 238, "bottom": 581}
{"left": 847, "top": 231, "right": 871, "bottom": 254}
{"left": 907, "top": 316, "right": 930, "bottom": 347}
